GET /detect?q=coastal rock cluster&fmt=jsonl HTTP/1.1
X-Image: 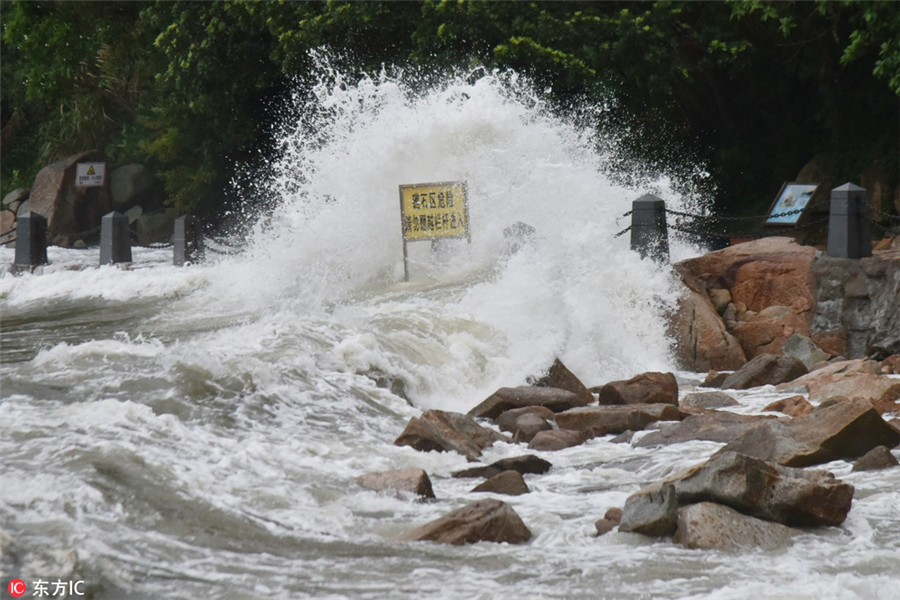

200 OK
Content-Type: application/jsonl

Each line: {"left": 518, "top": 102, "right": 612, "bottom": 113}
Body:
{"left": 361, "top": 352, "right": 899, "bottom": 548}
{"left": 359, "top": 236, "right": 900, "bottom": 548}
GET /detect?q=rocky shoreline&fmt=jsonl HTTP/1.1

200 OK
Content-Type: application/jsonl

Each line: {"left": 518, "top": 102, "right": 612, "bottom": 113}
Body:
{"left": 357, "top": 237, "right": 900, "bottom": 550}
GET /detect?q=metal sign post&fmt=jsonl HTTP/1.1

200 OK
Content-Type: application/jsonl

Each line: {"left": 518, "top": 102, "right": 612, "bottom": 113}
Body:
{"left": 399, "top": 181, "right": 470, "bottom": 281}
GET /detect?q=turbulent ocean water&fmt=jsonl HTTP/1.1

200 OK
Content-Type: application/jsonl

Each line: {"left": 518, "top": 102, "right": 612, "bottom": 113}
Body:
{"left": 2, "top": 69, "right": 899, "bottom": 600}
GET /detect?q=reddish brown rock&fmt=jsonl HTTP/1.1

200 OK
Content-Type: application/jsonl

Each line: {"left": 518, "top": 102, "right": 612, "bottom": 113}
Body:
{"left": 669, "top": 267, "right": 747, "bottom": 372}
{"left": 471, "top": 470, "right": 530, "bottom": 496}
{"left": 674, "top": 502, "right": 796, "bottom": 550}
{"left": 721, "top": 353, "right": 808, "bottom": 390}
{"left": 527, "top": 429, "right": 589, "bottom": 451}
{"left": 764, "top": 395, "right": 814, "bottom": 418}
{"left": 719, "top": 398, "right": 900, "bottom": 467}
{"left": 812, "top": 330, "right": 849, "bottom": 358}
{"left": 634, "top": 412, "right": 775, "bottom": 447}
{"left": 555, "top": 404, "right": 681, "bottom": 436}
{"left": 680, "top": 391, "right": 738, "bottom": 410}
{"left": 356, "top": 468, "right": 435, "bottom": 499}
{"left": 397, "top": 499, "right": 532, "bottom": 545}
{"left": 595, "top": 372, "right": 678, "bottom": 406}
{"left": 881, "top": 354, "right": 900, "bottom": 374}
{"left": 528, "top": 358, "right": 595, "bottom": 405}
{"left": 732, "top": 305, "right": 810, "bottom": 358}
{"left": 509, "top": 413, "right": 553, "bottom": 443}
{"left": 468, "top": 386, "right": 591, "bottom": 420}
{"left": 779, "top": 359, "right": 900, "bottom": 415}
{"left": 453, "top": 455, "right": 552, "bottom": 479}
{"left": 851, "top": 446, "right": 899, "bottom": 471}
{"left": 394, "top": 410, "right": 506, "bottom": 460}
{"left": 495, "top": 406, "right": 556, "bottom": 433}
{"left": 594, "top": 507, "right": 623, "bottom": 537}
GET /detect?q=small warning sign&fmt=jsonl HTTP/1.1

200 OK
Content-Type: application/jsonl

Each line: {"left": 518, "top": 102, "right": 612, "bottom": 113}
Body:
{"left": 399, "top": 181, "right": 469, "bottom": 241}
{"left": 76, "top": 162, "right": 106, "bottom": 187}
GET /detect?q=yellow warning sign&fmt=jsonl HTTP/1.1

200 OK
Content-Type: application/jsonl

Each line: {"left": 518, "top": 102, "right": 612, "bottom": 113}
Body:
{"left": 399, "top": 181, "right": 469, "bottom": 241}
{"left": 75, "top": 162, "right": 106, "bottom": 187}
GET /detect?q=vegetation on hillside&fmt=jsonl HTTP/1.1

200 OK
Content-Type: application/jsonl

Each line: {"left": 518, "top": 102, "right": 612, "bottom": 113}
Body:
{"left": 2, "top": 0, "right": 897, "bottom": 221}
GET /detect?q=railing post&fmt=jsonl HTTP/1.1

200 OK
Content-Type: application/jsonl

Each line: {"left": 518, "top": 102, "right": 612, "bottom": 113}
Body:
{"left": 630, "top": 194, "right": 669, "bottom": 262}
{"left": 14, "top": 212, "right": 49, "bottom": 270}
{"left": 99, "top": 211, "right": 132, "bottom": 265}
{"left": 827, "top": 183, "right": 871, "bottom": 259}
{"left": 173, "top": 214, "right": 203, "bottom": 266}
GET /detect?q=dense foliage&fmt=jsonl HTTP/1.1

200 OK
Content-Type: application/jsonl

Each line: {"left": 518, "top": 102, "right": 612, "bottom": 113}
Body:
{"left": 2, "top": 0, "right": 898, "bottom": 220}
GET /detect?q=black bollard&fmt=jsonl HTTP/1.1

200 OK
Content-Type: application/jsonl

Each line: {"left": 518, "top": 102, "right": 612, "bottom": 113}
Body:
{"left": 630, "top": 194, "right": 669, "bottom": 262}
{"left": 827, "top": 183, "right": 871, "bottom": 259}
{"left": 99, "top": 211, "right": 132, "bottom": 265}
{"left": 173, "top": 215, "right": 203, "bottom": 266}
{"left": 14, "top": 211, "right": 49, "bottom": 270}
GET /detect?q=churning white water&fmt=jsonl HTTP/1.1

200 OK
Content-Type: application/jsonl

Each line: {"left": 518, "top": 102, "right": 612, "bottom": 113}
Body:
{"left": 2, "top": 67, "right": 899, "bottom": 600}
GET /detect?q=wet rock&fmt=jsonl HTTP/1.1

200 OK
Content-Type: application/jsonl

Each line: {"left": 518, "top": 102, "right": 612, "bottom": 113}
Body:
{"left": 509, "top": 413, "right": 553, "bottom": 443}
{"left": 28, "top": 150, "right": 113, "bottom": 246}
{"left": 680, "top": 391, "right": 738, "bottom": 410}
{"left": 528, "top": 358, "right": 595, "bottom": 405}
{"left": 732, "top": 305, "right": 810, "bottom": 358}
{"left": 471, "top": 470, "right": 530, "bottom": 496}
{"left": 594, "top": 371, "right": 678, "bottom": 406}
{"left": 763, "top": 395, "right": 814, "bottom": 418}
{"left": 555, "top": 404, "right": 681, "bottom": 437}
{"left": 674, "top": 451, "right": 853, "bottom": 526}
{"left": 619, "top": 483, "right": 678, "bottom": 536}
{"left": 851, "top": 446, "right": 899, "bottom": 471}
{"left": 527, "top": 429, "right": 589, "bottom": 451}
{"left": 468, "top": 386, "right": 591, "bottom": 420}
{"left": 673, "top": 502, "right": 796, "bottom": 550}
{"left": 721, "top": 353, "right": 808, "bottom": 390}
{"left": 669, "top": 267, "right": 747, "bottom": 372}
{"left": 394, "top": 410, "right": 506, "bottom": 460}
{"left": 720, "top": 397, "right": 900, "bottom": 467}
{"left": 700, "top": 371, "right": 731, "bottom": 388}
{"left": 495, "top": 406, "right": 556, "bottom": 433}
{"left": 783, "top": 334, "right": 831, "bottom": 369}
{"left": 594, "top": 507, "right": 623, "bottom": 537}
{"left": 397, "top": 499, "right": 532, "bottom": 545}
{"left": 634, "top": 412, "right": 775, "bottom": 448}
{"left": 779, "top": 359, "right": 900, "bottom": 415}
{"left": 453, "top": 454, "right": 552, "bottom": 479}
{"left": 882, "top": 354, "right": 900, "bottom": 374}
{"left": 356, "top": 468, "right": 435, "bottom": 499}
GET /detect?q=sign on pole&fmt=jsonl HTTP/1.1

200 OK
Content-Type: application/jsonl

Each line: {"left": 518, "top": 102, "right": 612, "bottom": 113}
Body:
{"left": 399, "top": 180, "right": 470, "bottom": 280}
{"left": 75, "top": 162, "right": 106, "bottom": 187}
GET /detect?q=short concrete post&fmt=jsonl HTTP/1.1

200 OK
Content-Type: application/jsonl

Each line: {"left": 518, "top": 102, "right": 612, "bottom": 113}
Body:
{"left": 99, "top": 211, "right": 132, "bottom": 265}
{"left": 14, "top": 212, "right": 49, "bottom": 269}
{"left": 630, "top": 194, "right": 669, "bottom": 262}
{"left": 173, "top": 215, "right": 203, "bottom": 266}
{"left": 827, "top": 183, "right": 871, "bottom": 259}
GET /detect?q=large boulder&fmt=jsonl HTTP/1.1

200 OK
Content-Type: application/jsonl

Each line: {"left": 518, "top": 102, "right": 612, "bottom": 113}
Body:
{"left": 673, "top": 502, "right": 796, "bottom": 550}
{"left": 634, "top": 412, "right": 775, "bottom": 448}
{"left": 109, "top": 164, "right": 156, "bottom": 211}
{"left": 397, "top": 499, "right": 532, "bottom": 545}
{"left": 468, "top": 386, "right": 591, "bottom": 420}
{"left": 719, "top": 398, "right": 900, "bottom": 467}
{"left": 394, "top": 410, "right": 506, "bottom": 460}
{"left": 528, "top": 358, "right": 594, "bottom": 405}
{"left": 28, "top": 150, "right": 113, "bottom": 246}
{"left": 669, "top": 266, "right": 747, "bottom": 371}
{"left": 356, "top": 468, "right": 435, "bottom": 499}
{"left": 594, "top": 371, "right": 678, "bottom": 406}
{"left": 732, "top": 305, "right": 810, "bottom": 358}
{"left": 779, "top": 359, "right": 900, "bottom": 415}
{"left": 621, "top": 451, "right": 853, "bottom": 533}
{"left": 679, "top": 391, "right": 739, "bottom": 410}
{"left": 720, "top": 353, "right": 808, "bottom": 390}
{"left": 554, "top": 404, "right": 681, "bottom": 436}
